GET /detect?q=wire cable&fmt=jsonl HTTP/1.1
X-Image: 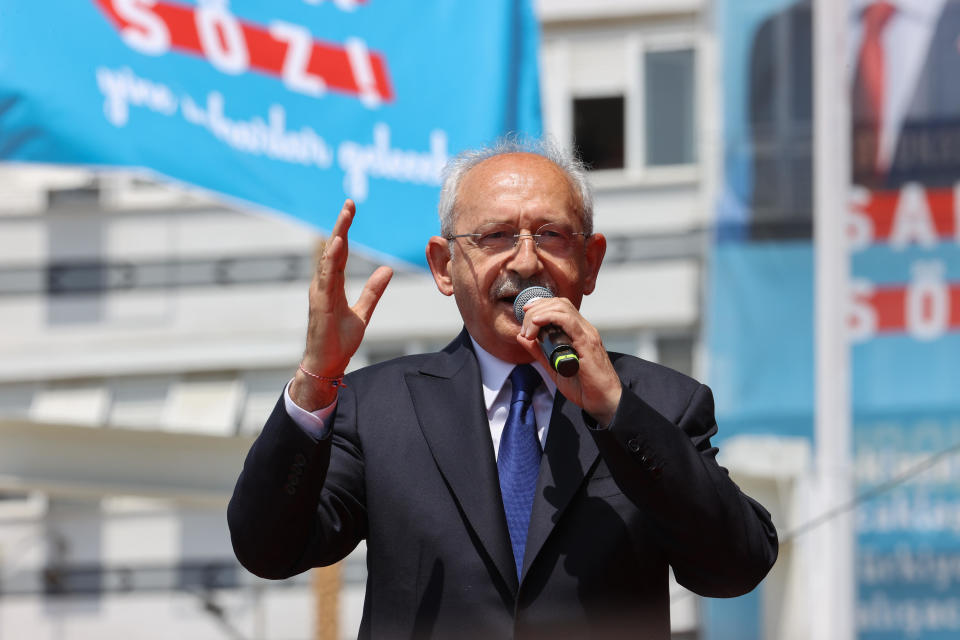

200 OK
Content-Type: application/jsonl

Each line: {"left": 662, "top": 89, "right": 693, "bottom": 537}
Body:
{"left": 669, "top": 439, "right": 960, "bottom": 607}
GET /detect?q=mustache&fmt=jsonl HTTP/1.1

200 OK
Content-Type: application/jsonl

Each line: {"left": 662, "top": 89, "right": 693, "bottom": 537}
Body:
{"left": 489, "top": 275, "right": 553, "bottom": 301}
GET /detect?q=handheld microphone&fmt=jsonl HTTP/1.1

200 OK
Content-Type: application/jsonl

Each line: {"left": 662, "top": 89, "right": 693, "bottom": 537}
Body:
{"left": 513, "top": 286, "right": 580, "bottom": 377}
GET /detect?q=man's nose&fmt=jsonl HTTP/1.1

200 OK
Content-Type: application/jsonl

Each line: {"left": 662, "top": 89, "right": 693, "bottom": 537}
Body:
{"left": 505, "top": 235, "right": 543, "bottom": 277}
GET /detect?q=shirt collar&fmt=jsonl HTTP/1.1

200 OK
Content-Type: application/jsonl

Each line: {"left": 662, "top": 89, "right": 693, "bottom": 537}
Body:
{"left": 469, "top": 335, "right": 557, "bottom": 411}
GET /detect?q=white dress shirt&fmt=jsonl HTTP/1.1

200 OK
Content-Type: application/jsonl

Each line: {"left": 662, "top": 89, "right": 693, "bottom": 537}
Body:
{"left": 469, "top": 337, "right": 556, "bottom": 458}
{"left": 283, "top": 336, "right": 557, "bottom": 458}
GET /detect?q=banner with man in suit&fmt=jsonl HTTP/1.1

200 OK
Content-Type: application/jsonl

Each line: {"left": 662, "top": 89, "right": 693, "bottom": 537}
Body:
{"left": 0, "top": 0, "right": 542, "bottom": 266}
{"left": 710, "top": 1, "right": 960, "bottom": 637}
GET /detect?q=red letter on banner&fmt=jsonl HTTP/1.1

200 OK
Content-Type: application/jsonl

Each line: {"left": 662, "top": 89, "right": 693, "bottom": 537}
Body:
{"left": 95, "top": 0, "right": 394, "bottom": 104}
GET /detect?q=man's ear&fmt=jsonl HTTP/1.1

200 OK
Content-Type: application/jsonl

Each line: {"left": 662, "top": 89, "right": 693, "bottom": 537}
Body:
{"left": 426, "top": 236, "right": 454, "bottom": 296}
{"left": 582, "top": 233, "right": 606, "bottom": 296}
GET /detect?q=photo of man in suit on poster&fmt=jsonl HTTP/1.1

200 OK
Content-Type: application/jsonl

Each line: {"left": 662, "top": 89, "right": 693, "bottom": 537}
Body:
{"left": 748, "top": 0, "right": 960, "bottom": 239}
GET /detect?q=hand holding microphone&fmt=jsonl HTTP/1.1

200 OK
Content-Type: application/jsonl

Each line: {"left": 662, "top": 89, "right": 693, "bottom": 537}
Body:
{"left": 512, "top": 285, "right": 623, "bottom": 424}
{"left": 513, "top": 286, "right": 580, "bottom": 377}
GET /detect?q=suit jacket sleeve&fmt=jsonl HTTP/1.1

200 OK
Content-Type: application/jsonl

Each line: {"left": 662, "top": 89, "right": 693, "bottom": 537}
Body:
{"left": 588, "top": 375, "right": 778, "bottom": 598}
{"left": 227, "top": 386, "right": 366, "bottom": 580}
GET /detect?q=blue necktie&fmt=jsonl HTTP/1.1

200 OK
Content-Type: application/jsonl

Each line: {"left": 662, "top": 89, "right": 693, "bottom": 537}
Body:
{"left": 498, "top": 364, "right": 543, "bottom": 579}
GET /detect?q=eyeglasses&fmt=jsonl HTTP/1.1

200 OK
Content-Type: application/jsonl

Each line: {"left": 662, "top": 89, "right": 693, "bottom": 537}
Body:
{"left": 446, "top": 222, "right": 587, "bottom": 257}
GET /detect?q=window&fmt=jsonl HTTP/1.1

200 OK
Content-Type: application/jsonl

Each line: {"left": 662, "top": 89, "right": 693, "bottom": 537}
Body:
{"left": 564, "top": 44, "right": 698, "bottom": 175}
{"left": 573, "top": 96, "right": 625, "bottom": 170}
{"left": 657, "top": 335, "right": 695, "bottom": 377}
{"left": 108, "top": 376, "right": 175, "bottom": 430}
{"left": 0, "top": 383, "right": 37, "bottom": 420}
{"left": 31, "top": 382, "right": 109, "bottom": 426}
{"left": 162, "top": 373, "right": 241, "bottom": 436}
{"left": 238, "top": 369, "right": 294, "bottom": 435}
{"left": 596, "top": 331, "right": 696, "bottom": 378}
{"left": 645, "top": 49, "right": 697, "bottom": 166}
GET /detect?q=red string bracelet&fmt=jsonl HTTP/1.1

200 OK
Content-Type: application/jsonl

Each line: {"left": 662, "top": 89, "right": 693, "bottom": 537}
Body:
{"left": 298, "top": 363, "right": 347, "bottom": 388}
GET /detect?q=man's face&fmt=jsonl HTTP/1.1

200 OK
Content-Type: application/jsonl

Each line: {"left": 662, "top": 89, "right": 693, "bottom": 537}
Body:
{"left": 426, "top": 152, "right": 605, "bottom": 363}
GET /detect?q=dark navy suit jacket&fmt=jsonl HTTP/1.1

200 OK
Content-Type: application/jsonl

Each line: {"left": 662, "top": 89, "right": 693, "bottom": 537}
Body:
{"left": 228, "top": 330, "right": 778, "bottom": 639}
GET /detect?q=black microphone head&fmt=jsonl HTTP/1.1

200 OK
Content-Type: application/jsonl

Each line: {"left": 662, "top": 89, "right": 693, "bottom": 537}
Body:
{"left": 514, "top": 286, "right": 554, "bottom": 323}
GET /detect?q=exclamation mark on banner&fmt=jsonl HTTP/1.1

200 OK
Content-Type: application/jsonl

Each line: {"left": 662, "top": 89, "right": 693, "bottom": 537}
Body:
{"left": 346, "top": 38, "right": 381, "bottom": 108}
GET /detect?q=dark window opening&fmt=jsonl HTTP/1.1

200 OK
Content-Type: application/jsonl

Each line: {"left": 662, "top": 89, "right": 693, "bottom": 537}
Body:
{"left": 573, "top": 96, "right": 625, "bottom": 170}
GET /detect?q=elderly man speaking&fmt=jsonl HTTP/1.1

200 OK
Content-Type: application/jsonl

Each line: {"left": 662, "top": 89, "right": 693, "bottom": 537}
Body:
{"left": 228, "top": 139, "right": 778, "bottom": 639}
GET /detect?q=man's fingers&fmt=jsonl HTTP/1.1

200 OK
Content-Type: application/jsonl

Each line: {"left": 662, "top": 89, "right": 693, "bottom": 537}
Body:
{"left": 521, "top": 298, "right": 585, "bottom": 342}
{"left": 328, "top": 199, "right": 356, "bottom": 240}
{"left": 317, "top": 235, "right": 347, "bottom": 281}
{"left": 352, "top": 266, "right": 394, "bottom": 325}
{"left": 515, "top": 334, "right": 555, "bottom": 377}
{"left": 316, "top": 200, "right": 355, "bottom": 277}
{"left": 521, "top": 302, "right": 566, "bottom": 340}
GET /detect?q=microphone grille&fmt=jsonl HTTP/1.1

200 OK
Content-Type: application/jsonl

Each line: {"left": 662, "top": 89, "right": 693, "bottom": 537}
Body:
{"left": 513, "top": 286, "right": 554, "bottom": 323}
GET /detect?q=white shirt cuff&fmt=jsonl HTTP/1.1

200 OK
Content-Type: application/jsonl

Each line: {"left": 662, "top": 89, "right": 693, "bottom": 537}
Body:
{"left": 283, "top": 379, "right": 336, "bottom": 439}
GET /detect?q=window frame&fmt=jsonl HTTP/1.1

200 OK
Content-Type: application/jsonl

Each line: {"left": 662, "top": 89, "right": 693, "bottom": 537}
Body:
{"left": 625, "top": 33, "right": 701, "bottom": 183}
{"left": 547, "top": 29, "right": 704, "bottom": 188}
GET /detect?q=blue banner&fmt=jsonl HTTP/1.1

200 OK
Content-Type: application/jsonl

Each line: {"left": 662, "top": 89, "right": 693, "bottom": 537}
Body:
{"left": 711, "top": 0, "right": 960, "bottom": 637}
{"left": 0, "top": 0, "right": 542, "bottom": 265}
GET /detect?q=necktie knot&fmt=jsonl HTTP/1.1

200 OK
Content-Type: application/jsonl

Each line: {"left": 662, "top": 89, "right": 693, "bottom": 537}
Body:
{"left": 509, "top": 364, "right": 541, "bottom": 406}
{"left": 863, "top": 2, "right": 895, "bottom": 34}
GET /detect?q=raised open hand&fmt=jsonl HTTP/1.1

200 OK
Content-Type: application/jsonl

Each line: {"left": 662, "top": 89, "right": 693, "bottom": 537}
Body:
{"left": 290, "top": 200, "right": 393, "bottom": 411}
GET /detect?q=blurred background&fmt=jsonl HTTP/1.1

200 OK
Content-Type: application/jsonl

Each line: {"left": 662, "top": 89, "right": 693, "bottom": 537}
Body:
{"left": 1, "top": 0, "right": 958, "bottom": 638}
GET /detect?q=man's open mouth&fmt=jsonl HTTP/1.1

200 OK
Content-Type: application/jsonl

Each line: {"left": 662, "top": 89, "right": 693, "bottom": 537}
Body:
{"left": 497, "top": 293, "right": 518, "bottom": 307}
{"left": 496, "top": 294, "right": 520, "bottom": 319}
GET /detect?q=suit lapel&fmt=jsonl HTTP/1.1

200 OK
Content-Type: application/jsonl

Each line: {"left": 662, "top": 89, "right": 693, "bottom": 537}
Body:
{"left": 404, "top": 331, "right": 519, "bottom": 594}
{"left": 521, "top": 391, "right": 600, "bottom": 581}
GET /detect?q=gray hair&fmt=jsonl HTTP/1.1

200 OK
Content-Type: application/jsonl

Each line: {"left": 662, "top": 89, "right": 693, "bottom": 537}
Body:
{"left": 437, "top": 136, "right": 594, "bottom": 238}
